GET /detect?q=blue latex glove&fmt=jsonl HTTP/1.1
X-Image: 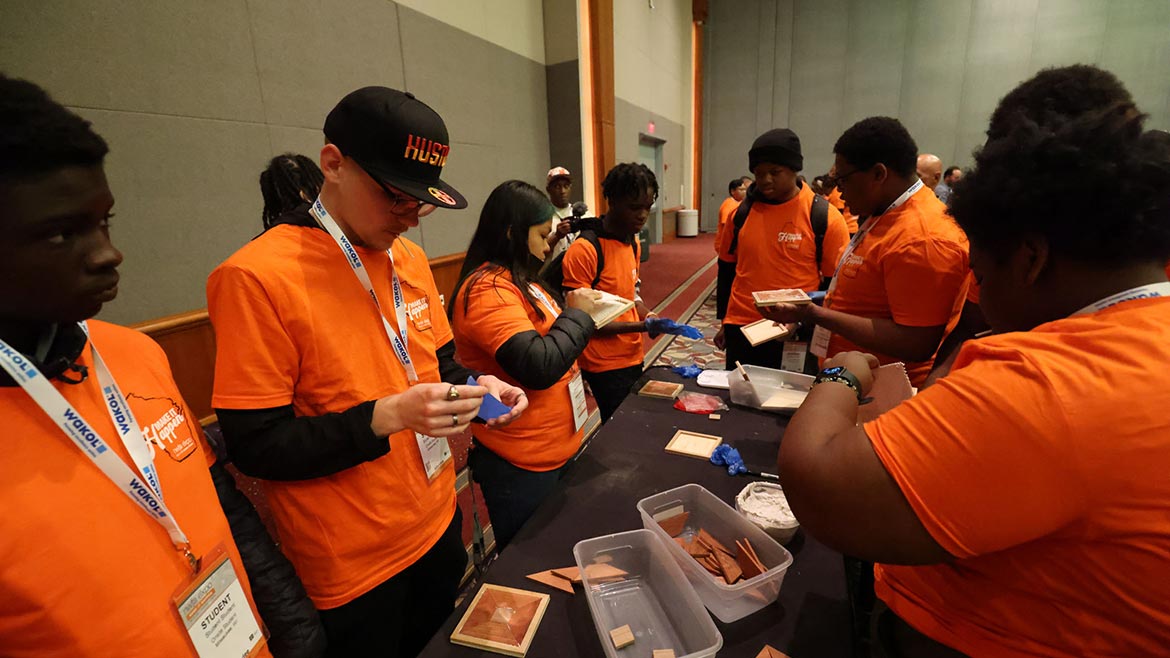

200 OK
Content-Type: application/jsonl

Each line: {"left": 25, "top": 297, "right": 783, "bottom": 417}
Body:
{"left": 671, "top": 364, "right": 703, "bottom": 379}
{"left": 710, "top": 444, "right": 747, "bottom": 476}
{"left": 646, "top": 317, "right": 703, "bottom": 340}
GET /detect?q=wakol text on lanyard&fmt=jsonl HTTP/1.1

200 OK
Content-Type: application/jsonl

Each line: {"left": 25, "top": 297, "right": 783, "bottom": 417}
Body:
{"left": 310, "top": 196, "right": 419, "bottom": 383}
{"left": 0, "top": 322, "right": 197, "bottom": 571}
{"left": 1075, "top": 281, "right": 1170, "bottom": 315}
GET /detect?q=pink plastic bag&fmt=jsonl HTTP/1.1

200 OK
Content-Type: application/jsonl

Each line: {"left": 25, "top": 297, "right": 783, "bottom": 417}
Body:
{"left": 672, "top": 391, "right": 729, "bottom": 415}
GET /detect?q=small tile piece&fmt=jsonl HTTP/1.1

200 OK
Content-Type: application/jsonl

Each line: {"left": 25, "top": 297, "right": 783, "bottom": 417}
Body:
{"left": 657, "top": 511, "right": 689, "bottom": 537}
{"left": 526, "top": 570, "right": 575, "bottom": 594}
{"left": 610, "top": 624, "right": 635, "bottom": 649}
{"left": 685, "top": 537, "right": 711, "bottom": 558}
{"left": 653, "top": 650, "right": 677, "bottom": 658}
{"left": 709, "top": 413, "right": 721, "bottom": 420}
{"left": 716, "top": 550, "right": 744, "bottom": 585}
{"left": 698, "top": 528, "right": 734, "bottom": 556}
{"left": 550, "top": 566, "right": 580, "bottom": 583}
{"left": 736, "top": 547, "right": 764, "bottom": 580}
{"left": 756, "top": 645, "right": 791, "bottom": 658}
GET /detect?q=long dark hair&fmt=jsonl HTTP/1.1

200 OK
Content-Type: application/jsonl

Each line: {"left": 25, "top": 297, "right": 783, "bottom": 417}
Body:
{"left": 259, "top": 153, "right": 324, "bottom": 229}
{"left": 455, "top": 180, "right": 558, "bottom": 321}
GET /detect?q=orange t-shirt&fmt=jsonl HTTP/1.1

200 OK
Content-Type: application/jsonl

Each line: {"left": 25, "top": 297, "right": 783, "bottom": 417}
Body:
{"left": 865, "top": 296, "right": 1170, "bottom": 657}
{"left": 0, "top": 321, "right": 270, "bottom": 658}
{"left": 714, "top": 196, "right": 740, "bottom": 262}
{"left": 562, "top": 234, "right": 643, "bottom": 372}
{"left": 826, "top": 187, "right": 858, "bottom": 234}
{"left": 452, "top": 267, "right": 585, "bottom": 471}
{"left": 824, "top": 187, "right": 969, "bottom": 386}
{"left": 208, "top": 224, "right": 456, "bottom": 610}
{"left": 720, "top": 183, "right": 849, "bottom": 327}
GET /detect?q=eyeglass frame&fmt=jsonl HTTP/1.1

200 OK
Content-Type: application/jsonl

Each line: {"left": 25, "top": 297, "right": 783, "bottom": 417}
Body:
{"left": 346, "top": 155, "right": 425, "bottom": 216}
{"left": 827, "top": 165, "right": 871, "bottom": 189}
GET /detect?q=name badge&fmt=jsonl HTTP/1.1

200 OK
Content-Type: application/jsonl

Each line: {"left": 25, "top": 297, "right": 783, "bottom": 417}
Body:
{"left": 173, "top": 547, "right": 266, "bottom": 658}
{"left": 415, "top": 432, "right": 452, "bottom": 481}
{"left": 810, "top": 326, "right": 831, "bottom": 359}
{"left": 782, "top": 342, "right": 808, "bottom": 372}
{"left": 412, "top": 315, "right": 432, "bottom": 331}
{"left": 568, "top": 370, "right": 589, "bottom": 432}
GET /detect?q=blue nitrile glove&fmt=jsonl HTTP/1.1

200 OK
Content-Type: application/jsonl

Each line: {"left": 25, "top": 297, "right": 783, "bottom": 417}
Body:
{"left": 710, "top": 444, "right": 747, "bottom": 476}
{"left": 671, "top": 364, "right": 703, "bottom": 379}
{"left": 647, "top": 317, "right": 704, "bottom": 340}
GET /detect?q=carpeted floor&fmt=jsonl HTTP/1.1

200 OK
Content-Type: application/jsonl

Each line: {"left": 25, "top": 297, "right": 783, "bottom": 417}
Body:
{"left": 639, "top": 232, "right": 717, "bottom": 309}
{"left": 650, "top": 288, "right": 725, "bottom": 370}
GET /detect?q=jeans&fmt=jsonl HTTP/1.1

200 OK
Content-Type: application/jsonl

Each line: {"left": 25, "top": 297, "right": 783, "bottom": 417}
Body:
{"left": 469, "top": 442, "right": 568, "bottom": 551}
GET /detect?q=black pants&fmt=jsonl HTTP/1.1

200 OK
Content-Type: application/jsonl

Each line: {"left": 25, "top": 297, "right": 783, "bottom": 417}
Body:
{"left": 715, "top": 259, "right": 736, "bottom": 320}
{"left": 469, "top": 442, "right": 568, "bottom": 551}
{"left": 722, "top": 323, "right": 787, "bottom": 370}
{"left": 583, "top": 364, "right": 643, "bottom": 423}
{"left": 318, "top": 507, "right": 467, "bottom": 658}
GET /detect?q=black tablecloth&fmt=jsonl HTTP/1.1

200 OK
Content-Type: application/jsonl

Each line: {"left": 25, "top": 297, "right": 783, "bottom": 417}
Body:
{"left": 419, "top": 366, "right": 851, "bottom": 657}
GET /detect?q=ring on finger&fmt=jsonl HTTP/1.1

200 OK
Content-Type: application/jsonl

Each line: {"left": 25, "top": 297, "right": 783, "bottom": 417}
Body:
{"left": 451, "top": 413, "right": 459, "bottom": 427}
{"left": 446, "top": 385, "right": 459, "bottom": 401}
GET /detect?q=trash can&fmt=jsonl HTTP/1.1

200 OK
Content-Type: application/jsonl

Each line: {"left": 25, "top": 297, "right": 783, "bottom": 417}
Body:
{"left": 639, "top": 227, "right": 651, "bottom": 262}
{"left": 677, "top": 209, "right": 699, "bottom": 237}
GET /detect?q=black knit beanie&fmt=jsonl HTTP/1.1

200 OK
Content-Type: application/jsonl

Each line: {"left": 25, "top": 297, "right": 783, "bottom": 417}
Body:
{"left": 749, "top": 128, "right": 803, "bottom": 172}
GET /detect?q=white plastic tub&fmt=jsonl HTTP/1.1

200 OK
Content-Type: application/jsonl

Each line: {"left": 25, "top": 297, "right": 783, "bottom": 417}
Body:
{"left": 574, "top": 529, "right": 722, "bottom": 658}
{"left": 728, "top": 363, "right": 815, "bottom": 414}
{"left": 637, "top": 483, "right": 794, "bottom": 622}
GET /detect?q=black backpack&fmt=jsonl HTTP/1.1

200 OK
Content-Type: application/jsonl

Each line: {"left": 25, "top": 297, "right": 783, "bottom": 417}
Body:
{"left": 541, "top": 216, "right": 639, "bottom": 294}
{"left": 727, "top": 184, "right": 831, "bottom": 288}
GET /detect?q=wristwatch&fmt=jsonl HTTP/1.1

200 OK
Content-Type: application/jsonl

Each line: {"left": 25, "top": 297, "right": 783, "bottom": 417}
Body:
{"left": 813, "top": 365, "right": 863, "bottom": 402}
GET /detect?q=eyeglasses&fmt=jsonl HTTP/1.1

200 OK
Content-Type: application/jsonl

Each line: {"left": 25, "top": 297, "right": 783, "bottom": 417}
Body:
{"left": 353, "top": 159, "right": 423, "bottom": 216}
{"left": 828, "top": 167, "right": 867, "bottom": 188}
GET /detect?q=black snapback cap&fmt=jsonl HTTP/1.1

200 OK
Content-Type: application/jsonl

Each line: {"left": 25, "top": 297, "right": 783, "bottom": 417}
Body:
{"left": 324, "top": 86, "right": 467, "bottom": 209}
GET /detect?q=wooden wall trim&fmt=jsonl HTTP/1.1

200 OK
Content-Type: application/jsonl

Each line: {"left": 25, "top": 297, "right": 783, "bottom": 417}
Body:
{"left": 134, "top": 309, "right": 210, "bottom": 336}
{"left": 588, "top": 0, "right": 616, "bottom": 212}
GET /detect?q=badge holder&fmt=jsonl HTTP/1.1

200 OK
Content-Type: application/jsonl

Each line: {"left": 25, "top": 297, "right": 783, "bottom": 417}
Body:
{"left": 172, "top": 544, "right": 267, "bottom": 658}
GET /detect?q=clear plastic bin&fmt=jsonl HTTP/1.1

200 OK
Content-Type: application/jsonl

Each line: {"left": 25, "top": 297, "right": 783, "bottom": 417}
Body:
{"left": 574, "top": 529, "right": 723, "bottom": 658}
{"left": 637, "top": 483, "right": 794, "bottom": 622}
{"left": 728, "top": 364, "right": 814, "bottom": 414}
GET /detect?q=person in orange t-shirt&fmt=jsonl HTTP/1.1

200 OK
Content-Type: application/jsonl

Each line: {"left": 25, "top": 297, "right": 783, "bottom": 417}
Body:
{"left": 777, "top": 65, "right": 1170, "bottom": 657}
{"left": 714, "top": 176, "right": 751, "bottom": 319}
{"left": 716, "top": 128, "right": 849, "bottom": 369}
{"left": 208, "top": 87, "right": 526, "bottom": 657}
{"left": 0, "top": 75, "right": 275, "bottom": 658}
{"left": 562, "top": 163, "right": 696, "bottom": 423}
{"left": 452, "top": 180, "right": 598, "bottom": 548}
{"left": 761, "top": 118, "right": 969, "bottom": 387}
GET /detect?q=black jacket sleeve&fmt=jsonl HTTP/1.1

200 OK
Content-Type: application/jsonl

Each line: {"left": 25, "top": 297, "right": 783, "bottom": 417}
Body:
{"left": 437, "top": 338, "right": 482, "bottom": 384}
{"left": 215, "top": 401, "right": 387, "bottom": 481}
{"left": 492, "top": 308, "right": 595, "bottom": 390}
{"left": 204, "top": 430, "right": 327, "bottom": 658}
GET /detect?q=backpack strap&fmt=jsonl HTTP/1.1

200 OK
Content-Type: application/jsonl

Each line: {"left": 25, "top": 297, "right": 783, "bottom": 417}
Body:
{"left": 579, "top": 230, "right": 606, "bottom": 288}
{"left": 810, "top": 194, "right": 830, "bottom": 290}
{"left": 726, "top": 194, "right": 755, "bottom": 256}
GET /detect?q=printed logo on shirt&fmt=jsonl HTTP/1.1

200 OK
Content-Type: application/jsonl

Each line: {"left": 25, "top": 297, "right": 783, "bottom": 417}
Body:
{"left": 129, "top": 393, "right": 197, "bottom": 462}
{"left": 841, "top": 252, "right": 865, "bottom": 278}
{"left": 777, "top": 223, "right": 804, "bottom": 249}
{"left": 407, "top": 296, "right": 433, "bottom": 331}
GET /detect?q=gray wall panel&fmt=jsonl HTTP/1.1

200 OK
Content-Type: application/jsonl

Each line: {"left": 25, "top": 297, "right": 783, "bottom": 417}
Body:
{"left": 788, "top": 0, "right": 850, "bottom": 181}
{"left": 953, "top": 0, "right": 1041, "bottom": 172}
{"left": 898, "top": 0, "right": 973, "bottom": 165}
{"left": 0, "top": 0, "right": 551, "bottom": 323}
{"left": 546, "top": 60, "right": 584, "bottom": 198}
{"left": 704, "top": 0, "right": 1170, "bottom": 216}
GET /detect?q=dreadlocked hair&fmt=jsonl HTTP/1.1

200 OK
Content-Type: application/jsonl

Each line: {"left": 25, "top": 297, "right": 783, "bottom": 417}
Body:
{"left": 602, "top": 162, "right": 659, "bottom": 204}
{"left": 0, "top": 73, "right": 108, "bottom": 184}
{"left": 259, "top": 153, "right": 324, "bottom": 229}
